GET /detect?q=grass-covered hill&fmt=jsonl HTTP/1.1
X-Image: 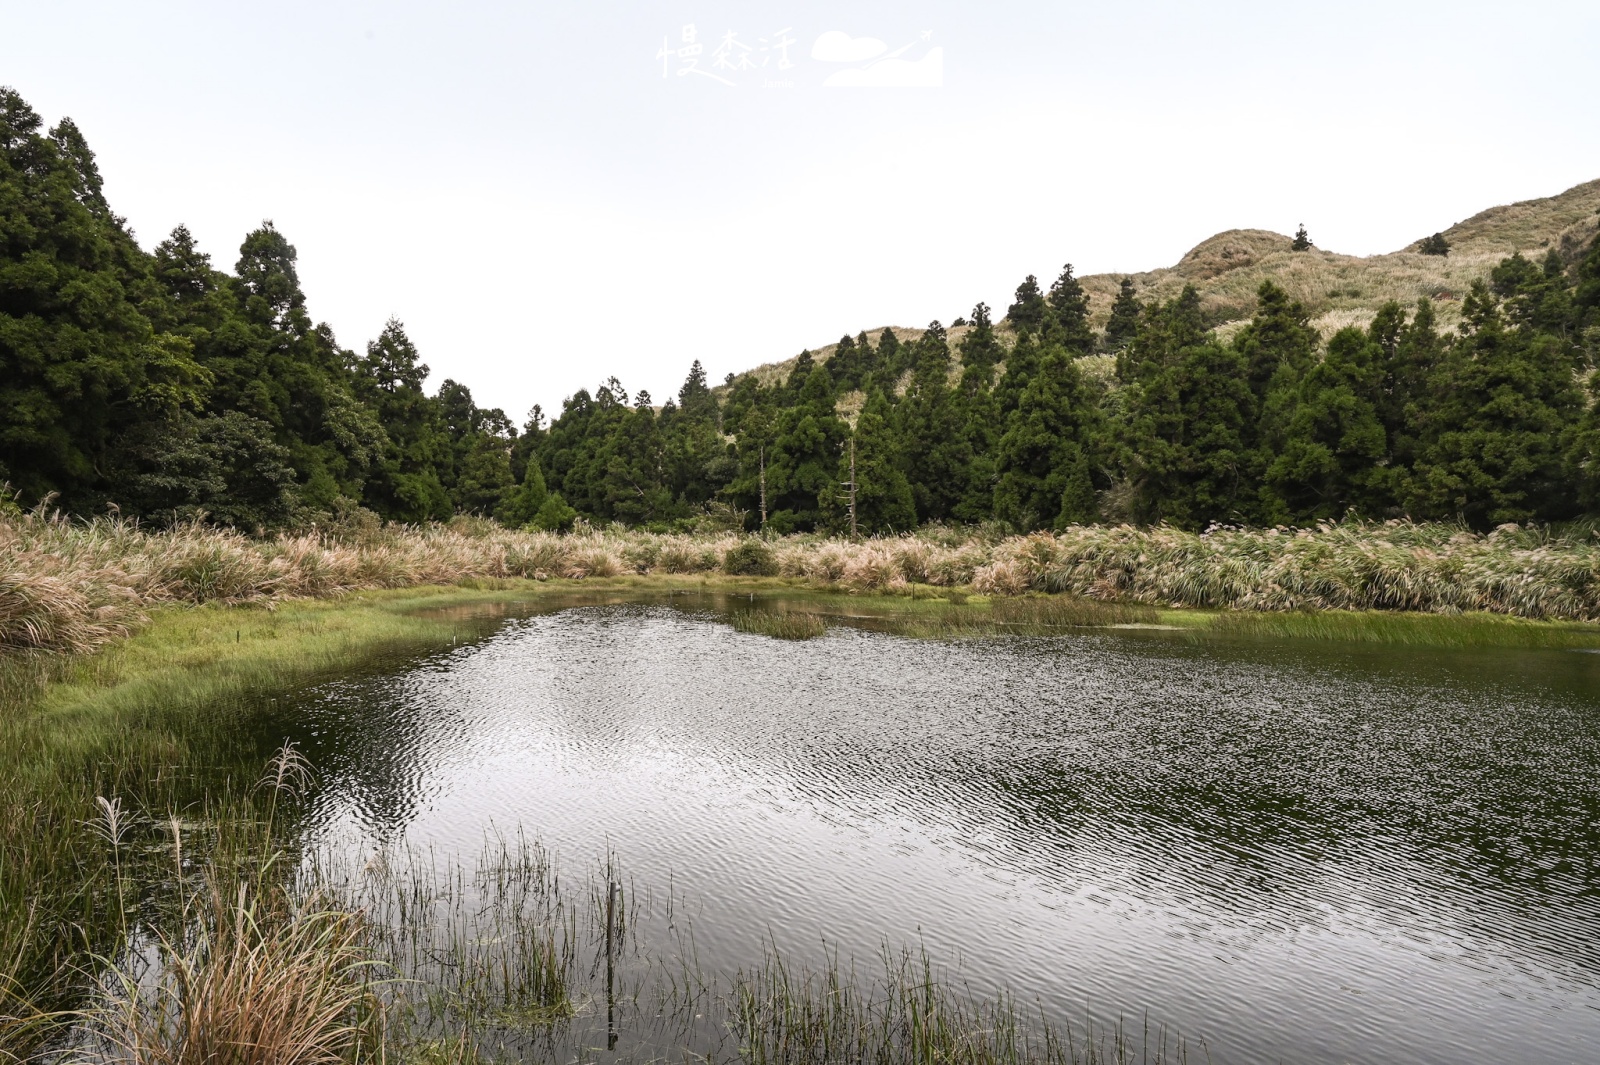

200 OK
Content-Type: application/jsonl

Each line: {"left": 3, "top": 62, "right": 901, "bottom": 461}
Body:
{"left": 735, "top": 178, "right": 1600, "bottom": 387}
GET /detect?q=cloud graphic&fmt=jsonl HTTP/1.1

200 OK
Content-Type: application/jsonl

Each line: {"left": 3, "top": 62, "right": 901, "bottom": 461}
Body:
{"left": 823, "top": 47, "right": 944, "bottom": 88}
{"left": 811, "top": 31, "right": 888, "bottom": 63}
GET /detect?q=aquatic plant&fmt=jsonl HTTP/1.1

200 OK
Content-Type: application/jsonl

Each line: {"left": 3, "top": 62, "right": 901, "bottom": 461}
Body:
{"left": 735, "top": 946, "right": 1187, "bottom": 1065}
{"left": 733, "top": 611, "right": 828, "bottom": 640}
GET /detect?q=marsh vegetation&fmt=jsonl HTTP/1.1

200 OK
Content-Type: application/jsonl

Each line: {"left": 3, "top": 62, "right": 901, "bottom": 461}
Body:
{"left": 6, "top": 521, "right": 1600, "bottom": 1064}
{"left": 9, "top": 505, "right": 1600, "bottom": 660}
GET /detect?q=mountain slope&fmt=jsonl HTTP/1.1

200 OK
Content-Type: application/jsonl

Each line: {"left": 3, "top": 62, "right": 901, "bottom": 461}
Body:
{"left": 733, "top": 177, "right": 1600, "bottom": 387}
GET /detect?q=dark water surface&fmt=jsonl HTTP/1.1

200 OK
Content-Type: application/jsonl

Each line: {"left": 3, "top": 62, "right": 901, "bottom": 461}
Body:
{"left": 265, "top": 595, "right": 1600, "bottom": 1065}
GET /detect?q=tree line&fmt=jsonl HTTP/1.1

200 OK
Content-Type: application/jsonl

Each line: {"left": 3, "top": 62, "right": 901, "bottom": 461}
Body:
{"left": 5, "top": 86, "right": 1600, "bottom": 535}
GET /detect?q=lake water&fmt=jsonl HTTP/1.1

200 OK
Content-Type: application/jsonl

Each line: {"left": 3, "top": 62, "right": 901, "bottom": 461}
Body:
{"left": 259, "top": 593, "right": 1600, "bottom": 1065}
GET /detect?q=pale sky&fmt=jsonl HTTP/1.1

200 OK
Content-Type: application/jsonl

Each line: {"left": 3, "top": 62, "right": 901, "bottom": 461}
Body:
{"left": 5, "top": 1, "right": 1598, "bottom": 422}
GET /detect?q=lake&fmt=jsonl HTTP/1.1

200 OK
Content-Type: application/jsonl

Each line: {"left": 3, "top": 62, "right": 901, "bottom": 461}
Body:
{"left": 256, "top": 592, "right": 1600, "bottom": 1065}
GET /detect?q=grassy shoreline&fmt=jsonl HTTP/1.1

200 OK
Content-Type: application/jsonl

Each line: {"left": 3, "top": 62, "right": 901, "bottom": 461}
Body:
{"left": 5, "top": 576, "right": 1598, "bottom": 1061}
{"left": 13, "top": 573, "right": 1600, "bottom": 730}
{"left": 10, "top": 509, "right": 1600, "bottom": 662}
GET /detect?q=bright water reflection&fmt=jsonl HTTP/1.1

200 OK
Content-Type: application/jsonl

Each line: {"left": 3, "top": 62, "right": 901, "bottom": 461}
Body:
{"left": 267, "top": 596, "right": 1600, "bottom": 1065}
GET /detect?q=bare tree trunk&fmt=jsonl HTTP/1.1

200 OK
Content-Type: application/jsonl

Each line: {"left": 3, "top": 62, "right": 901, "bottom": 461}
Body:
{"left": 848, "top": 436, "right": 858, "bottom": 540}
{"left": 759, "top": 443, "right": 768, "bottom": 530}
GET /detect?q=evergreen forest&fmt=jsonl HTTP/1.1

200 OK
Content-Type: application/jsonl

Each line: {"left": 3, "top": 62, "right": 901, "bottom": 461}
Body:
{"left": 7, "top": 86, "right": 1600, "bottom": 536}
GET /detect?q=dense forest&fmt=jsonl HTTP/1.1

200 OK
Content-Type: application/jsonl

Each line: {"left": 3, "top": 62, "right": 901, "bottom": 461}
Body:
{"left": 5, "top": 86, "right": 1600, "bottom": 535}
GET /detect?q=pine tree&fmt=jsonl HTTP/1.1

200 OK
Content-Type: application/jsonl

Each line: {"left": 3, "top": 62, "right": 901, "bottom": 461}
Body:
{"left": 1291, "top": 225, "right": 1313, "bottom": 252}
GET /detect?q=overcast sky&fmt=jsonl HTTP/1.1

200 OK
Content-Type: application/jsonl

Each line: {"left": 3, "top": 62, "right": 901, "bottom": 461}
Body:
{"left": 5, "top": 1, "right": 1598, "bottom": 421}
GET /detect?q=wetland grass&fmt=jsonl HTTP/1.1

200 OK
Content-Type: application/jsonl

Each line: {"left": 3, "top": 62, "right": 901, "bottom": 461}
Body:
{"left": 313, "top": 839, "right": 1189, "bottom": 1065}
{"left": 876, "top": 596, "right": 1160, "bottom": 640}
{"left": 90, "top": 872, "right": 384, "bottom": 1065}
{"left": 25, "top": 808, "right": 1194, "bottom": 1065}
{"left": 1197, "top": 607, "right": 1600, "bottom": 649}
{"left": 734, "top": 947, "right": 1188, "bottom": 1065}
{"left": 733, "top": 611, "right": 829, "bottom": 640}
{"left": 0, "top": 595, "right": 498, "bottom": 1064}
{"left": 9, "top": 505, "right": 1600, "bottom": 662}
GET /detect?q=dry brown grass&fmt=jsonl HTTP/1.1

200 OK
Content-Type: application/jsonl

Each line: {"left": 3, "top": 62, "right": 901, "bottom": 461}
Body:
{"left": 968, "top": 523, "right": 1600, "bottom": 619}
{"left": 1076, "top": 178, "right": 1600, "bottom": 341}
{"left": 89, "top": 872, "right": 381, "bottom": 1065}
{"left": 7, "top": 504, "right": 1600, "bottom": 661}
{"left": 722, "top": 177, "right": 1599, "bottom": 388}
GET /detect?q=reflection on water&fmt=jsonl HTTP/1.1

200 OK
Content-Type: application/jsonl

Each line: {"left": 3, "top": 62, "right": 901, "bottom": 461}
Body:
{"left": 263, "top": 595, "right": 1600, "bottom": 1065}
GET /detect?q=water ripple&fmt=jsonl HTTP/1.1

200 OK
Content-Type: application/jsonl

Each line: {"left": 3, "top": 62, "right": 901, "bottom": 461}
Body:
{"left": 277, "top": 602, "right": 1600, "bottom": 1065}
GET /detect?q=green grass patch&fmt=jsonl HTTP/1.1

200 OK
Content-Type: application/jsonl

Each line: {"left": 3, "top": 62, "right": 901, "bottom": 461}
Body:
{"left": 0, "top": 580, "right": 577, "bottom": 1057}
{"left": 1192, "top": 607, "right": 1600, "bottom": 649}
{"left": 733, "top": 611, "right": 829, "bottom": 640}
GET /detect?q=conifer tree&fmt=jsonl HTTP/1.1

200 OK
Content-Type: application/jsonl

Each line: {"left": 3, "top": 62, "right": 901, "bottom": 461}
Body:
{"left": 956, "top": 303, "right": 1003, "bottom": 386}
{"left": 662, "top": 360, "right": 732, "bottom": 507}
{"left": 1418, "top": 233, "right": 1450, "bottom": 256}
{"left": 892, "top": 323, "right": 973, "bottom": 522}
{"left": 1409, "top": 281, "right": 1583, "bottom": 525}
{"left": 1115, "top": 285, "right": 1206, "bottom": 386}
{"left": 676, "top": 359, "right": 716, "bottom": 420}
{"left": 1376, "top": 299, "right": 1444, "bottom": 471}
{"left": 1046, "top": 263, "right": 1094, "bottom": 354}
{"left": 994, "top": 349, "right": 1101, "bottom": 530}
{"left": 1264, "top": 327, "right": 1392, "bottom": 521}
{"left": 854, "top": 330, "right": 881, "bottom": 383}
{"left": 871, "top": 328, "right": 909, "bottom": 390}
{"left": 1291, "top": 225, "right": 1313, "bottom": 252}
{"left": 358, "top": 319, "right": 452, "bottom": 521}
{"left": 1006, "top": 275, "right": 1049, "bottom": 335}
{"left": 831, "top": 391, "right": 915, "bottom": 533}
{"left": 1228, "top": 282, "right": 1320, "bottom": 503}
{"left": 0, "top": 89, "right": 163, "bottom": 508}
{"left": 827, "top": 334, "right": 863, "bottom": 392}
{"left": 764, "top": 363, "right": 846, "bottom": 531}
{"left": 1104, "top": 278, "right": 1142, "bottom": 351}
{"left": 1118, "top": 286, "right": 1257, "bottom": 529}
{"left": 496, "top": 451, "right": 549, "bottom": 526}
